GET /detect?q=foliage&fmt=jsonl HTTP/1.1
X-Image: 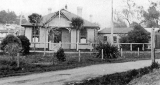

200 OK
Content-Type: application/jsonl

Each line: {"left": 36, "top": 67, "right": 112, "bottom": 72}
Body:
{"left": 120, "top": 24, "right": 150, "bottom": 50}
{"left": 4, "top": 43, "right": 21, "bottom": 57}
{"left": 96, "top": 42, "right": 119, "bottom": 59}
{"left": 0, "top": 10, "right": 27, "bottom": 24}
{"left": 28, "top": 13, "right": 42, "bottom": 25}
{"left": 55, "top": 48, "right": 66, "bottom": 62}
{"left": 150, "top": 62, "right": 159, "bottom": 70}
{"left": 17, "top": 35, "right": 31, "bottom": 55}
{"left": 143, "top": 2, "right": 160, "bottom": 28}
{"left": 71, "top": 17, "right": 84, "bottom": 30}
{"left": 1, "top": 34, "right": 21, "bottom": 51}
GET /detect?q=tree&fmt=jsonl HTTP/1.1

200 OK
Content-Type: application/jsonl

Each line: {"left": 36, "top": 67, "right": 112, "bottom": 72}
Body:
{"left": 17, "top": 35, "right": 31, "bottom": 55}
{"left": 28, "top": 13, "right": 42, "bottom": 50}
{"left": 15, "top": 15, "right": 28, "bottom": 25}
{"left": 143, "top": 2, "right": 160, "bottom": 28}
{"left": 120, "top": 24, "right": 150, "bottom": 50}
{"left": 143, "top": 2, "right": 160, "bottom": 63}
{"left": 0, "top": 10, "right": 17, "bottom": 24}
{"left": 1, "top": 34, "right": 22, "bottom": 67}
{"left": 115, "top": 0, "right": 146, "bottom": 26}
{"left": 71, "top": 17, "right": 84, "bottom": 43}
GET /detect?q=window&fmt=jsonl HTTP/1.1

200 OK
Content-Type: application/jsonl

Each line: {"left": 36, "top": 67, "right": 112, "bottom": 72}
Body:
{"left": 103, "top": 36, "right": 107, "bottom": 42}
{"left": 32, "top": 27, "right": 40, "bottom": 42}
{"left": 80, "top": 29, "right": 87, "bottom": 43}
{"left": 113, "top": 36, "right": 117, "bottom": 43}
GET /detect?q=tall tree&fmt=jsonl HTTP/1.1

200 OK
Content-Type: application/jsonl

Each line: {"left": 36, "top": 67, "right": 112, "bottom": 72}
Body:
{"left": 143, "top": 2, "right": 160, "bottom": 63}
{"left": 0, "top": 10, "right": 17, "bottom": 24}
{"left": 113, "top": 10, "right": 127, "bottom": 28}
{"left": 120, "top": 0, "right": 136, "bottom": 26}
{"left": 71, "top": 17, "right": 84, "bottom": 43}
{"left": 143, "top": 2, "right": 160, "bottom": 28}
{"left": 28, "top": 13, "right": 42, "bottom": 51}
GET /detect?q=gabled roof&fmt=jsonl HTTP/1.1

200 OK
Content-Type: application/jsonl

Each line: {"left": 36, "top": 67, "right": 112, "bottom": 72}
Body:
{"left": 98, "top": 27, "right": 133, "bottom": 34}
{"left": 22, "top": 9, "right": 99, "bottom": 28}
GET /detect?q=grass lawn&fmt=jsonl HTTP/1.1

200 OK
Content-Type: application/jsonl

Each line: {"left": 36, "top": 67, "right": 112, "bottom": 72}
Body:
{"left": 0, "top": 51, "right": 159, "bottom": 78}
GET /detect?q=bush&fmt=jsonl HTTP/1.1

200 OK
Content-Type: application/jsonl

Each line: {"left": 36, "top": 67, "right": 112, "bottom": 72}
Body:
{"left": 119, "top": 24, "right": 150, "bottom": 51}
{"left": 55, "top": 48, "right": 66, "bottom": 62}
{"left": 4, "top": 43, "right": 21, "bottom": 57}
{"left": 150, "top": 62, "right": 159, "bottom": 70}
{"left": 96, "top": 42, "right": 119, "bottom": 59}
{"left": 1, "top": 34, "right": 21, "bottom": 51}
{"left": 17, "top": 35, "right": 31, "bottom": 55}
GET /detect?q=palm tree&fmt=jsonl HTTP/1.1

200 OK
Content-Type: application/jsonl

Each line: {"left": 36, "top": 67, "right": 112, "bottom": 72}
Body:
{"left": 71, "top": 17, "right": 84, "bottom": 43}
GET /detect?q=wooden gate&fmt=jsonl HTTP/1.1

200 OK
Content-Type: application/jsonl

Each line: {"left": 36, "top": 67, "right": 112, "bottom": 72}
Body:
{"left": 49, "top": 42, "right": 60, "bottom": 51}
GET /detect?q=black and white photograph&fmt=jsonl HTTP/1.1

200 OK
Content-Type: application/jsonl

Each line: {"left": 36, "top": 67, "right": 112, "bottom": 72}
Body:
{"left": 0, "top": 0, "right": 160, "bottom": 85}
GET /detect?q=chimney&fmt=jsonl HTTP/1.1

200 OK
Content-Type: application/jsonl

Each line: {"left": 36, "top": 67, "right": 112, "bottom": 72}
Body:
{"left": 90, "top": 14, "right": 93, "bottom": 22}
{"left": 48, "top": 8, "right": 52, "bottom": 14}
{"left": 65, "top": 5, "right": 68, "bottom": 10}
{"left": 77, "top": 7, "right": 82, "bottom": 17}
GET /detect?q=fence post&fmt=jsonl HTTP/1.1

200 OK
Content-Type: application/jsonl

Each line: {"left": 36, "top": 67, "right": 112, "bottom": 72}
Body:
{"left": 59, "top": 41, "right": 62, "bottom": 47}
{"left": 34, "top": 42, "right": 36, "bottom": 52}
{"left": 43, "top": 42, "right": 46, "bottom": 56}
{"left": 101, "top": 49, "right": 104, "bottom": 60}
{"left": 76, "top": 42, "right": 79, "bottom": 51}
{"left": 130, "top": 44, "right": 132, "bottom": 51}
{"left": 118, "top": 43, "right": 120, "bottom": 51}
{"left": 17, "top": 53, "right": 20, "bottom": 68}
{"left": 90, "top": 43, "right": 92, "bottom": 52}
{"left": 142, "top": 44, "right": 144, "bottom": 51}
{"left": 121, "top": 48, "right": 123, "bottom": 57}
{"left": 138, "top": 47, "right": 140, "bottom": 57}
{"left": 78, "top": 50, "right": 81, "bottom": 62}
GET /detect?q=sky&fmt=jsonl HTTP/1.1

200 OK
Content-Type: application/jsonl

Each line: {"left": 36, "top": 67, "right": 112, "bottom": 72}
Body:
{"left": 0, "top": 0, "right": 158, "bottom": 29}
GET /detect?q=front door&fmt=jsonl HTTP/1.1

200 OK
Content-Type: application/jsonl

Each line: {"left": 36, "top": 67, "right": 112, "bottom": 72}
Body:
{"left": 61, "top": 28, "right": 71, "bottom": 49}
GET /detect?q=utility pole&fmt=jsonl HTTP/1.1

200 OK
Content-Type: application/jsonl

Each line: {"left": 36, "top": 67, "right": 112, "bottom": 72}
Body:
{"left": 111, "top": 0, "right": 114, "bottom": 45}
{"left": 17, "top": 12, "right": 25, "bottom": 35}
{"left": 151, "top": 27, "right": 155, "bottom": 63}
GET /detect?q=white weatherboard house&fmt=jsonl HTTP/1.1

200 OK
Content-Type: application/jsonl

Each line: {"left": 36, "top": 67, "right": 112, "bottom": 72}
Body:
{"left": 22, "top": 9, "right": 99, "bottom": 50}
{"left": 98, "top": 27, "right": 133, "bottom": 43}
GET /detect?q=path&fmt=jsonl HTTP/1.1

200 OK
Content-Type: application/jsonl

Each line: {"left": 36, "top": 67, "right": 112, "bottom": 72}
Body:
{"left": 0, "top": 59, "right": 160, "bottom": 85}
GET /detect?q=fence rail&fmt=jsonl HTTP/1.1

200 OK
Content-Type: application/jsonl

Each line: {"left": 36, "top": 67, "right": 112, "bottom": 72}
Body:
{"left": 29, "top": 42, "right": 151, "bottom": 52}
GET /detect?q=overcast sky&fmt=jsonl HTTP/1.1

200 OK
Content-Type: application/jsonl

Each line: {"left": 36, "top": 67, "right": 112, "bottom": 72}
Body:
{"left": 0, "top": 0, "right": 158, "bottom": 29}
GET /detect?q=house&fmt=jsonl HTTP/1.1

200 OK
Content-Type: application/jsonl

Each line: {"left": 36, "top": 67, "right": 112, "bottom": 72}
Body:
{"left": 22, "top": 8, "right": 99, "bottom": 50}
{"left": 0, "top": 24, "right": 24, "bottom": 43}
{"left": 98, "top": 27, "right": 133, "bottom": 43}
{"left": 0, "top": 29, "right": 15, "bottom": 43}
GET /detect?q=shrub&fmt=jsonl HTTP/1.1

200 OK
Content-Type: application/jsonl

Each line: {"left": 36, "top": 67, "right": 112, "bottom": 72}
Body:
{"left": 17, "top": 35, "right": 31, "bottom": 55}
{"left": 96, "top": 42, "right": 119, "bottom": 59}
{"left": 119, "top": 24, "right": 150, "bottom": 51}
{"left": 4, "top": 43, "right": 21, "bottom": 57}
{"left": 55, "top": 48, "right": 66, "bottom": 62}
{"left": 1, "top": 34, "right": 21, "bottom": 51}
{"left": 150, "top": 62, "right": 159, "bottom": 70}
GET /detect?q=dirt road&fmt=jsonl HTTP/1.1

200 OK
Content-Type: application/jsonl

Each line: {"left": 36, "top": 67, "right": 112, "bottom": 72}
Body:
{"left": 0, "top": 59, "right": 160, "bottom": 85}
